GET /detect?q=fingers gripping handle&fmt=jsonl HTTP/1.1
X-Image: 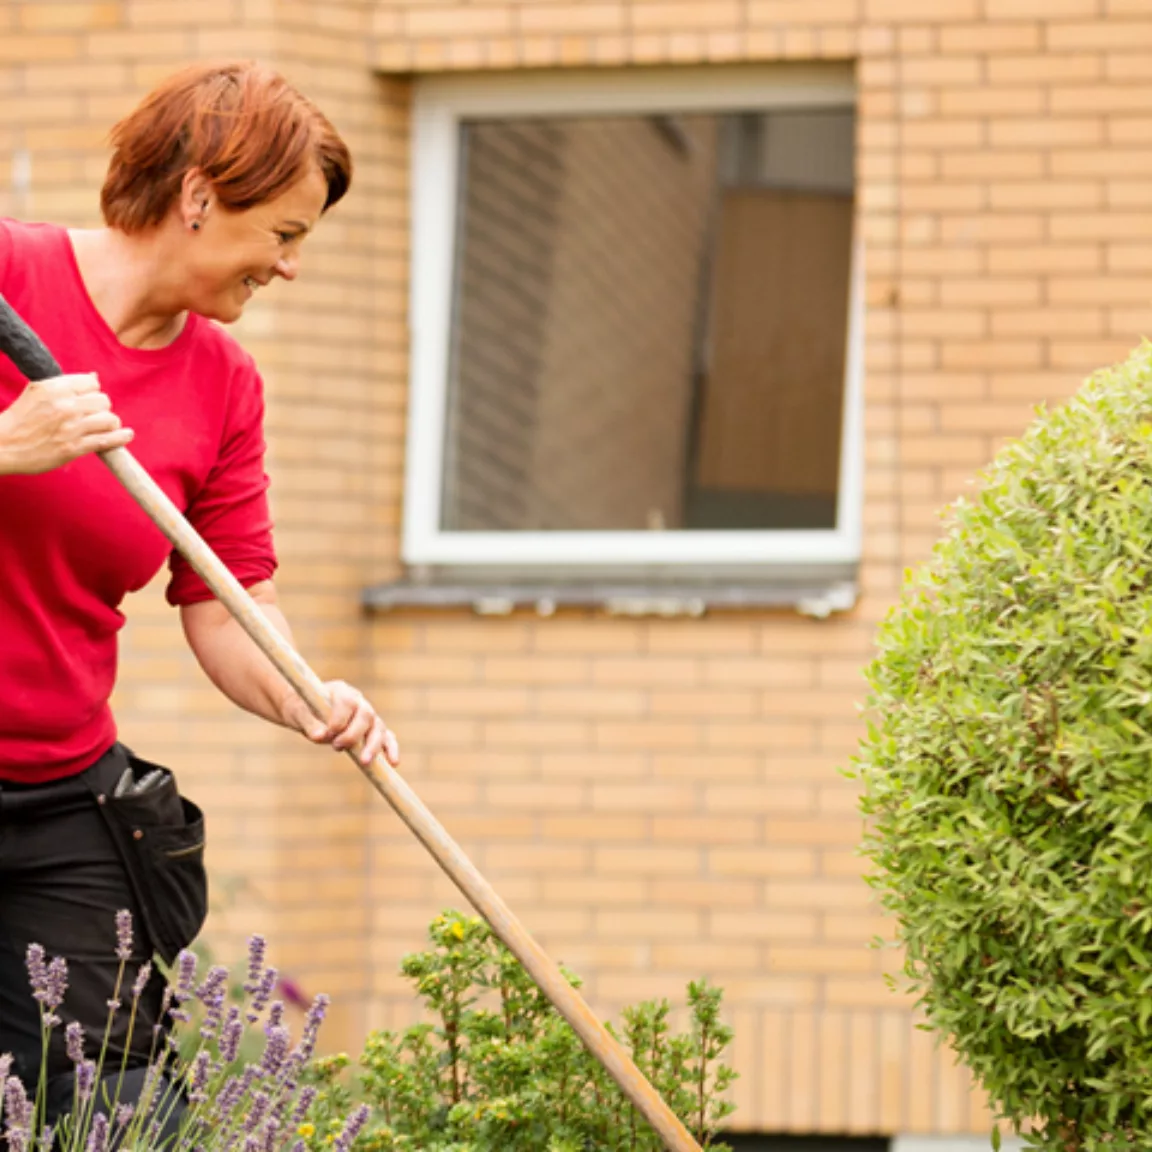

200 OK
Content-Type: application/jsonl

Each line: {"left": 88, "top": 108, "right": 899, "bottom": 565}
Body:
{"left": 0, "top": 292, "right": 63, "bottom": 381}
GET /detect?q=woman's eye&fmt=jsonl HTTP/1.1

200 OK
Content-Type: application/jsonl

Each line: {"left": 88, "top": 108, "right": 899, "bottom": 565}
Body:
{"left": 276, "top": 231, "right": 294, "bottom": 245}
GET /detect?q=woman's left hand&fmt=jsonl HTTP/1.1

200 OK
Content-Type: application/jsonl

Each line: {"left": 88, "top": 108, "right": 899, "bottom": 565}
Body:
{"left": 280, "top": 680, "right": 400, "bottom": 767}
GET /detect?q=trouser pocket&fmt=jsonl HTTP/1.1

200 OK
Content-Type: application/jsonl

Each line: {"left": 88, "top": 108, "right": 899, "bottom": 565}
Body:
{"left": 85, "top": 745, "right": 209, "bottom": 966}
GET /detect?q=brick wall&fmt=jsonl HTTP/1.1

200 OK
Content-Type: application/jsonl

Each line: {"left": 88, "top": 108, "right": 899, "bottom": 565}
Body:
{"left": 1, "top": 0, "right": 1148, "bottom": 1138}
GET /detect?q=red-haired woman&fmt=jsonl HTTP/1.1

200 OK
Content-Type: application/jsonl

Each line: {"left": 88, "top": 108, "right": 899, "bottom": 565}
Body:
{"left": 0, "top": 61, "right": 399, "bottom": 1136}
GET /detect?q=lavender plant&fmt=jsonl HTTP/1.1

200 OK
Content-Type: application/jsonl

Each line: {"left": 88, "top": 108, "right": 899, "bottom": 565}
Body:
{"left": 0, "top": 913, "right": 363, "bottom": 1152}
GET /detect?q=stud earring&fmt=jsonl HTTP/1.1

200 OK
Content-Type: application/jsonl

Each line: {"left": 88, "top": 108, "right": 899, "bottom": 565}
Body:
{"left": 191, "top": 221, "right": 201, "bottom": 232}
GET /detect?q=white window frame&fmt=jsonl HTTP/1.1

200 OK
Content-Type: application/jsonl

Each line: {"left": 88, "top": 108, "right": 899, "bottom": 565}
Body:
{"left": 404, "top": 65, "right": 863, "bottom": 573}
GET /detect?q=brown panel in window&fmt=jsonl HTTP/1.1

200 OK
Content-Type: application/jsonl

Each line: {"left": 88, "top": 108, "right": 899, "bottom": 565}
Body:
{"left": 695, "top": 189, "right": 853, "bottom": 501}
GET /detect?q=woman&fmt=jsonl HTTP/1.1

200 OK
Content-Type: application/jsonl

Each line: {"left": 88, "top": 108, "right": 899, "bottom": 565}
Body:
{"left": 0, "top": 60, "right": 399, "bottom": 1132}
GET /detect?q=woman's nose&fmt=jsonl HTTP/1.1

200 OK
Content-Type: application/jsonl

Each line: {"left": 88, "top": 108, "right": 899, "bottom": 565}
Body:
{"left": 274, "top": 254, "right": 300, "bottom": 281}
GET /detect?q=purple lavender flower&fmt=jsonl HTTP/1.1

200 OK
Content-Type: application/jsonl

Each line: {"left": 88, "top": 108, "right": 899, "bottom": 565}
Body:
{"left": 0, "top": 1054, "right": 10, "bottom": 1085}
{"left": 260, "top": 1025, "right": 290, "bottom": 1078}
{"left": 175, "top": 950, "right": 197, "bottom": 995}
{"left": 85, "top": 1112, "right": 109, "bottom": 1152}
{"left": 44, "top": 957, "right": 67, "bottom": 1012}
{"left": 4, "top": 1075, "right": 32, "bottom": 1133}
{"left": 199, "top": 991, "right": 226, "bottom": 1043}
{"left": 114, "top": 1103, "right": 135, "bottom": 1129}
{"left": 259, "top": 1115, "right": 281, "bottom": 1152}
{"left": 25, "top": 944, "right": 47, "bottom": 1003}
{"left": 244, "top": 1091, "right": 270, "bottom": 1134}
{"left": 243, "top": 936, "right": 266, "bottom": 996}
{"left": 169, "top": 951, "right": 198, "bottom": 1024}
{"left": 247, "top": 967, "right": 278, "bottom": 1025}
{"left": 115, "top": 910, "right": 133, "bottom": 962}
{"left": 214, "top": 1065, "right": 258, "bottom": 1123}
{"left": 332, "top": 1104, "right": 370, "bottom": 1152}
{"left": 297, "top": 994, "right": 329, "bottom": 1062}
{"left": 212, "top": 1073, "right": 245, "bottom": 1119}
{"left": 195, "top": 965, "right": 228, "bottom": 1007}
{"left": 264, "top": 1001, "right": 284, "bottom": 1034}
{"left": 65, "top": 1021, "right": 85, "bottom": 1063}
{"left": 290, "top": 1085, "right": 317, "bottom": 1125}
{"left": 218, "top": 1005, "right": 244, "bottom": 1064}
{"left": 75, "top": 1060, "right": 96, "bottom": 1102}
{"left": 41, "top": 1125, "right": 55, "bottom": 1152}
{"left": 188, "top": 1050, "right": 211, "bottom": 1105}
{"left": 277, "top": 993, "right": 332, "bottom": 1093}
{"left": 132, "top": 961, "right": 152, "bottom": 1001}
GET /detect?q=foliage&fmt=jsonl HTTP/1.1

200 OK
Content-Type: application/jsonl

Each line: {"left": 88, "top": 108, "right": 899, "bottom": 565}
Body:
{"left": 2, "top": 909, "right": 737, "bottom": 1152}
{"left": 335, "top": 910, "right": 738, "bottom": 1152}
{"left": 853, "top": 342, "right": 1152, "bottom": 1150}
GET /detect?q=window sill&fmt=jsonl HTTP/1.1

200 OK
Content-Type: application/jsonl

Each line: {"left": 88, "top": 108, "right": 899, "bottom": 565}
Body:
{"left": 361, "top": 577, "right": 858, "bottom": 620}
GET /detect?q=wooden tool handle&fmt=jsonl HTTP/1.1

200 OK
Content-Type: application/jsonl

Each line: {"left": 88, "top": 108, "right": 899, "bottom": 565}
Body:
{"left": 0, "top": 291, "right": 705, "bottom": 1152}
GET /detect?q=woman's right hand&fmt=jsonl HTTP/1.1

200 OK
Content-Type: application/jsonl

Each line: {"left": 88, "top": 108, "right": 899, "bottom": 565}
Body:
{"left": 0, "top": 373, "right": 134, "bottom": 476}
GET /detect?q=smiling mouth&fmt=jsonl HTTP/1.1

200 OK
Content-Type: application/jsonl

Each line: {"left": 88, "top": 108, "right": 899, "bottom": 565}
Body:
{"left": 243, "top": 276, "right": 261, "bottom": 292}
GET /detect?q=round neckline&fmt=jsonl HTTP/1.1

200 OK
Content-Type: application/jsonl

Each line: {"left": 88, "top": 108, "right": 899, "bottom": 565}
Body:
{"left": 62, "top": 228, "right": 199, "bottom": 364}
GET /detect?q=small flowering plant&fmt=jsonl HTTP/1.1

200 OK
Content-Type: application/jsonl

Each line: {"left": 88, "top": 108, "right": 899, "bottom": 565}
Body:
{"left": 341, "top": 910, "right": 738, "bottom": 1152}
{"left": 0, "top": 912, "right": 365, "bottom": 1152}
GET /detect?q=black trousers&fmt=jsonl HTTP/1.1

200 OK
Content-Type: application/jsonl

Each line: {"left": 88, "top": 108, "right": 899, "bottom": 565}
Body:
{"left": 0, "top": 743, "right": 206, "bottom": 1139}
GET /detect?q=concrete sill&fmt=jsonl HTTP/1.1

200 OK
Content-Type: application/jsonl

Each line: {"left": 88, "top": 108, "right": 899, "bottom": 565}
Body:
{"left": 361, "top": 579, "right": 858, "bottom": 620}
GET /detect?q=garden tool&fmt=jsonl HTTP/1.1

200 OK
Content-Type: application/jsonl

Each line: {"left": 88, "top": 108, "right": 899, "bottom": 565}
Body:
{"left": 0, "top": 294, "right": 705, "bottom": 1152}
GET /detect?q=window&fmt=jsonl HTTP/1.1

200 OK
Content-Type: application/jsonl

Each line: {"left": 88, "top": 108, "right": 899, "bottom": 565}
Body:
{"left": 403, "top": 66, "right": 862, "bottom": 593}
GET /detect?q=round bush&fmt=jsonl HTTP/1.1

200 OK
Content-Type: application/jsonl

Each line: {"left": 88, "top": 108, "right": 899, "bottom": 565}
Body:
{"left": 855, "top": 343, "right": 1152, "bottom": 1151}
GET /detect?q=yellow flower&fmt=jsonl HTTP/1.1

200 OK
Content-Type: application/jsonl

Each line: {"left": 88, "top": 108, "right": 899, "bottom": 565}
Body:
{"left": 297, "top": 1125, "right": 316, "bottom": 1139}
{"left": 451, "top": 922, "right": 465, "bottom": 941}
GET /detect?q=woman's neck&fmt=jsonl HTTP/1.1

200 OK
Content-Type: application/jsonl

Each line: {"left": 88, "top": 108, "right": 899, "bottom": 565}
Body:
{"left": 68, "top": 227, "right": 189, "bottom": 350}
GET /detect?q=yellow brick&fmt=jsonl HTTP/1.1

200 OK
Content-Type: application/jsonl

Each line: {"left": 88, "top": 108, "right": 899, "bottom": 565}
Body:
{"left": 940, "top": 85, "right": 1045, "bottom": 115}
{"left": 652, "top": 942, "right": 760, "bottom": 970}
{"left": 20, "top": 2, "right": 122, "bottom": 30}
{"left": 519, "top": 3, "right": 625, "bottom": 33}
{"left": 1047, "top": 18, "right": 1152, "bottom": 48}
{"left": 938, "top": 21, "right": 1039, "bottom": 52}
{"left": 899, "top": 55, "right": 981, "bottom": 86}
{"left": 596, "top": 908, "right": 702, "bottom": 940}
{"left": 630, "top": 1, "right": 741, "bottom": 31}
{"left": 652, "top": 815, "right": 759, "bottom": 843}
{"left": 536, "top": 688, "right": 646, "bottom": 717}
{"left": 128, "top": 0, "right": 237, "bottom": 25}
{"left": 652, "top": 878, "right": 759, "bottom": 907}
{"left": 865, "top": 0, "right": 978, "bottom": 20}
{"left": 988, "top": 51, "right": 1101, "bottom": 84}
{"left": 405, "top": 5, "right": 513, "bottom": 37}
{"left": 594, "top": 846, "right": 701, "bottom": 876}
{"left": 541, "top": 814, "right": 648, "bottom": 840}
{"left": 0, "top": 32, "right": 82, "bottom": 60}
{"left": 541, "top": 875, "right": 647, "bottom": 904}
{"left": 1052, "top": 83, "right": 1152, "bottom": 114}
{"left": 711, "top": 847, "right": 818, "bottom": 877}
{"left": 750, "top": 0, "right": 860, "bottom": 23}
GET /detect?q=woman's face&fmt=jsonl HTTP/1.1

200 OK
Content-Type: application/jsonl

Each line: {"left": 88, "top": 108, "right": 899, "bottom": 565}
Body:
{"left": 185, "top": 164, "right": 328, "bottom": 322}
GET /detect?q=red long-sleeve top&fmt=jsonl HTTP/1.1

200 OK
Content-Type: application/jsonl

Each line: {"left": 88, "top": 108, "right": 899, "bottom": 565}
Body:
{"left": 0, "top": 218, "right": 278, "bottom": 782}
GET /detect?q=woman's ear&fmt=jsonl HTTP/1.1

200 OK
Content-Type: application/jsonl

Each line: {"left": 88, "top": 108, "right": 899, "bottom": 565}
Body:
{"left": 178, "top": 168, "right": 213, "bottom": 233}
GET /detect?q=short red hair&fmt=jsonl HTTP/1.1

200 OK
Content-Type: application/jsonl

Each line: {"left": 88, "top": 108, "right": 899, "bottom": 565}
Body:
{"left": 101, "top": 60, "right": 352, "bottom": 233}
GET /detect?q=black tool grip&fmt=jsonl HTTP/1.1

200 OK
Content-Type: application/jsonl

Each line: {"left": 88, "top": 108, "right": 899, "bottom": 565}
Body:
{"left": 0, "top": 291, "right": 63, "bottom": 382}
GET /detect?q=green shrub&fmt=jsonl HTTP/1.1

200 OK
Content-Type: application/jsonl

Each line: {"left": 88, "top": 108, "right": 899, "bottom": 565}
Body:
{"left": 853, "top": 343, "right": 1152, "bottom": 1151}
{"left": 312, "top": 910, "right": 738, "bottom": 1152}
